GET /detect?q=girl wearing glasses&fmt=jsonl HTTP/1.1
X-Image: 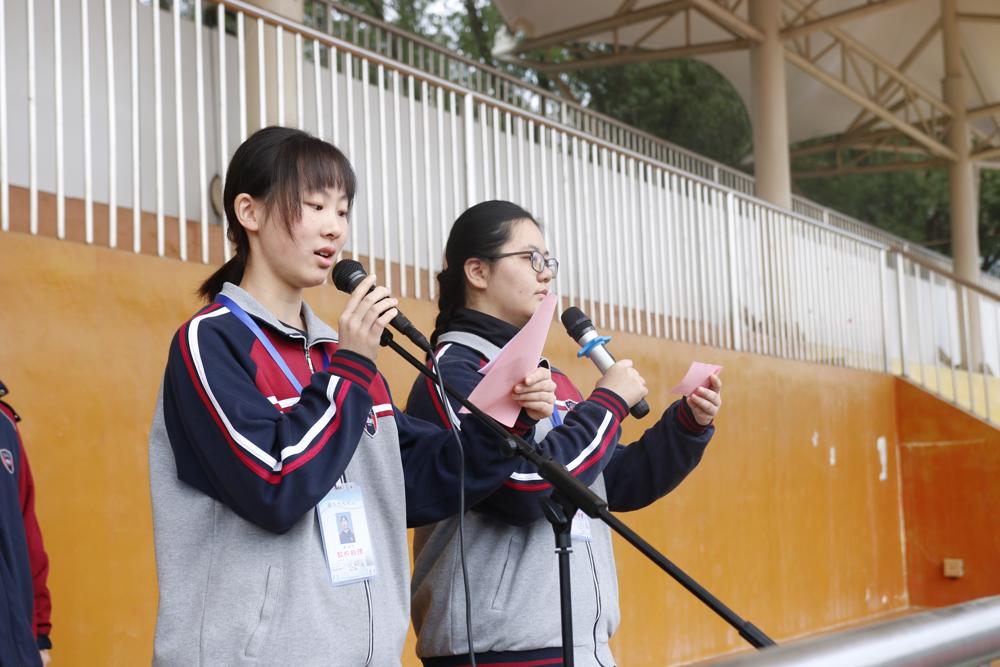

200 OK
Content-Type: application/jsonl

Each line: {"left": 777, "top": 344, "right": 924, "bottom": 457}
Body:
{"left": 405, "top": 200, "right": 721, "bottom": 666}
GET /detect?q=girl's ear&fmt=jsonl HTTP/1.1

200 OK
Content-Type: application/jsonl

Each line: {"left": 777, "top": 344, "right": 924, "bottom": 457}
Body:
{"left": 234, "top": 193, "right": 262, "bottom": 232}
{"left": 463, "top": 257, "right": 491, "bottom": 291}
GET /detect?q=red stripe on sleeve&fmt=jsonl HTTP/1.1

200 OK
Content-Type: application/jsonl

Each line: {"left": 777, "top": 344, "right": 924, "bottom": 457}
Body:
{"left": 330, "top": 368, "right": 372, "bottom": 390}
{"left": 17, "top": 445, "right": 52, "bottom": 638}
{"left": 179, "top": 316, "right": 359, "bottom": 484}
{"left": 424, "top": 370, "right": 453, "bottom": 429}
{"left": 588, "top": 389, "right": 629, "bottom": 422}
{"left": 179, "top": 319, "right": 282, "bottom": 482}
{"left": 279, "top": 380, "right": 351, "bottom": 476}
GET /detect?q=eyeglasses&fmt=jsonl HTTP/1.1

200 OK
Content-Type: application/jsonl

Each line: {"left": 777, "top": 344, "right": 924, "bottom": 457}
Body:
{"left": 485, "top": 250, "right": 559, "bottom": 278}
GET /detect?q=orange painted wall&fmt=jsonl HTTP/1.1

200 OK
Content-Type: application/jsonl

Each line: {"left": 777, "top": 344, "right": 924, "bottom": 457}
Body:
{"left": 597, "top": 334, "right": 908, "bottom": 664}
{"left": 0, "top": 232, "right": 911, "bottom": 665}
{"left": 896, "top": 379, "right": 1000, "bottom": 608}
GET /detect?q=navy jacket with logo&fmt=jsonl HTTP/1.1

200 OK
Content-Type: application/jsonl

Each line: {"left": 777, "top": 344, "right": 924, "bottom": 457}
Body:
{"left": 150, "top": 283, "right": 536, "bottom": 665}
{"left": 1, "top": 394, "right": 51, "bottom": 667}
{"left": 405, "top": 308, "right": 712, "bottom": 665}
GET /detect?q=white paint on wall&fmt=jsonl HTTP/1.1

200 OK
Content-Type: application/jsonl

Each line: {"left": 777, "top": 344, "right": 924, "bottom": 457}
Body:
{"left": 877, "top": 436, "right": 888, "bottom": 481}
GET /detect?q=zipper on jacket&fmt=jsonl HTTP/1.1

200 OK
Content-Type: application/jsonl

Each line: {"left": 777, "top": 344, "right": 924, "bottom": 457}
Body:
{"left": 303, "top": 338, "right": 337, "bottom": 375}
{"left": 338, "top": 471, "right": 373, "bottom": 666}
{"left": 585, "top": 542, "right": 608, "bottom": 667}
{"left": 308, "top": 340, "right": 371, "bottom": 663}
{"left": 363, "top": 579, "right": 375, "bottom": 666}
{"left": 303, "top": 340, "right": 315, "bottom": 374}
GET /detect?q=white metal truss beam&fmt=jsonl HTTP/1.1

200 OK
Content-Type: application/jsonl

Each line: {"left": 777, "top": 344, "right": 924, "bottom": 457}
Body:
{"left": 498, "top": 0, "right": 1000, "bottom": 170}
{"left": 687, "top": 0, "right": 764, "bottom": 41}
{"left": 510, "top": 0, "right": 690, "bottom": 54}
{"left": 781, "top": 0, "right": 920, "bottom": 39}
{"left": 781, "top": 0, "right": 960, "bottom": 161}
{"left": 534, "top": 38, "right": 748, "bottom": 72}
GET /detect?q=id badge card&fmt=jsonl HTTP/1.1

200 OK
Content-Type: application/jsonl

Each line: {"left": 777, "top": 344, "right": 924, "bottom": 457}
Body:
{"left": 571, "top": 509, "right": 593, "bottom": 542}
{"left": 317, "top": 482, "right": 378, "bottom": 587}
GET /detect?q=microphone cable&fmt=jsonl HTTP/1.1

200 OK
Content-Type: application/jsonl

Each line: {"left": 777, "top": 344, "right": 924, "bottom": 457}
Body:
{"left": 331, "top": 259, "right": 478, "bottom": 664}
{"left": 428, "top": 352, "right": 478, "bottom": 667}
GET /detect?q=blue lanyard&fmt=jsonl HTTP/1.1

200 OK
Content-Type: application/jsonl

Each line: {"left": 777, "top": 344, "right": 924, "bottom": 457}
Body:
{"left": 550, "top": 408, "right": 563, "bottom": 428}
{"left": 216, "top": 294, "right": 305, "bottom": 394}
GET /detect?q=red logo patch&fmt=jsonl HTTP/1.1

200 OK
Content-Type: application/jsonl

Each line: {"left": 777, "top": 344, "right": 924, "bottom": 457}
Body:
{"left": 0, "top": 449, "right": 13, "bottom": 474}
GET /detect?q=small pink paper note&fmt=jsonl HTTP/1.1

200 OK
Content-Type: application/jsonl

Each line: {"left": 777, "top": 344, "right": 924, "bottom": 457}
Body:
{"left": 670, "top": 362, "right": 723, "bottom": 396}
{"left": 459, "top": 293, "right": 558, "bottom": 426}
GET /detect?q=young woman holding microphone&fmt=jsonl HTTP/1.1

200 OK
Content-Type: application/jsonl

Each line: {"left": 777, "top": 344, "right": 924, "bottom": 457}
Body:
{"left": 406, "top": 200, "right": 721, "bottom": 666}
{"left": 148, "top": 129, "right": 554, "bottom": 666}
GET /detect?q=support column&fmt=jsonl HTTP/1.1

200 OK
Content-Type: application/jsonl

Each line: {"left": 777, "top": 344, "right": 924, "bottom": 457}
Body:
{"left": 941, "top": 0, "right": 981, "bottom": 371}
{"left": 749, "top": 1, "right": 792, "bottom": 209}
{"left": 942, "top": 0, "right": 979, "bottom": 282}
{"left": 245, "top": 0, "right": 303, "bottom": 133}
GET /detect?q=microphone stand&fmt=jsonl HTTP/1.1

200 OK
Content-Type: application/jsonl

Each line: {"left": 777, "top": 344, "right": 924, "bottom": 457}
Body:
{"left": 380, "top": 331, "right": 775, "bottom": 664}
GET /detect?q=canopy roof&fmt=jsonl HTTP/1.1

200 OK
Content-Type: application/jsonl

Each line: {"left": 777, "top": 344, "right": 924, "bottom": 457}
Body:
{"left": 493, "top": 0, "right": 1000, "bottom": 175}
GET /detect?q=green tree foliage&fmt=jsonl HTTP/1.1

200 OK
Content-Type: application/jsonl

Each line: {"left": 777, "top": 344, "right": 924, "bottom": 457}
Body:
{"left": 569, "top": 59, "right": 752, "bottom": 169}
{"left": 976, "top": 169, "right": 1000, "bottom": 273}
{"left": 793, "top": 159, "right": 951, "bottom": 247}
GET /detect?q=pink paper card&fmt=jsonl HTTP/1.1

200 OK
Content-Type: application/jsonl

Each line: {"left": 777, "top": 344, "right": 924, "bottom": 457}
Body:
{"left": 459, "top": 293, "right": 558, "bottom": 427}
{"left": 670, "top": 362, "right": 723, "bottom": 397}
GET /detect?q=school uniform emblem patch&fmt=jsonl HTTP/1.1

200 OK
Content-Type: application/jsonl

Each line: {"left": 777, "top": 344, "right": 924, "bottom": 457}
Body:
{"left": 563, "top": 399, "right": 577, "bottom": 411}
{"left": 0, "top": 449, "right": 13, "bottom": 474}
{"left": 365, "top": 409, "right": 378, "bottom": 437}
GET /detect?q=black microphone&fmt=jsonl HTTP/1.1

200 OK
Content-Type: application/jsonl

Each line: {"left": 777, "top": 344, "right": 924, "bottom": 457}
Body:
{"left": 560, "top": 306, "right": 650, "bottom": 419}
{"left": 331, "top": 259, "right": 431, "bottom": 351}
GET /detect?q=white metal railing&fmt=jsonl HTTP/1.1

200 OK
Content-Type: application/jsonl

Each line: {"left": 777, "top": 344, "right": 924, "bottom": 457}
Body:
{"left": 323, "top": 0, "right": 1000, "bottom": 294}
{"left": 1, "top": 0, "right": 998, "bottom": 423}
{"left": 886, "top": 249, "right": 1000, "bottom": 423}
{"left": 319, "top": 0, "right": 759, "bottom": 196}
{"left": 792, "top": 194, "right": 1000, "bottom": 294}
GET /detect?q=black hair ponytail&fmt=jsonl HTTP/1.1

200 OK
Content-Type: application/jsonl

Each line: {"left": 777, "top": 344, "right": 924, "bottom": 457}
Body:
{"left": 199, "top": 254, "right": 247, "bottom": 302}
{"left": 431, "top": 265, "right": 466, "bottom": 349}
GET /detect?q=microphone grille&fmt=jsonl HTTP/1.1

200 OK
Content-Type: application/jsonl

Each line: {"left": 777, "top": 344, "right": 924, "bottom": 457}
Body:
{"left": 560, "top": 307, "right": 593, "bottom": 340}
{"left": 331, "top": 259, "right": 367, "bottom": 293}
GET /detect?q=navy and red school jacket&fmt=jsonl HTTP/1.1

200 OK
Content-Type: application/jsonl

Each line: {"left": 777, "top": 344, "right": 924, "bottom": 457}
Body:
{"left": 406, "top": 308, "right": 713, "bottom": 524}
{"left": 405, "top": 309, "right": 713, "bottom": 663}
{"left": 0, "top": 392, "right": 52, "bottom": 667}
{"left": 160, "top": 284, "right": 532, "bottom": 534}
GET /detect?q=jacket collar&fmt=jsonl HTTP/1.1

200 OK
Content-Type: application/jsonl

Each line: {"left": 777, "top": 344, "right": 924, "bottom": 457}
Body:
{"left": 446, "top": 308, "right": 520, "bottom": 349}
{"left": 218, "top": 282, "right": 339, "bottom": 346}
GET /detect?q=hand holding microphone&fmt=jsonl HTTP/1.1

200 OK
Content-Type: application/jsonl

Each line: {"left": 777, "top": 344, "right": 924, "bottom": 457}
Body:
{"left": 334, "top": 272, "right": 399, "bottom": 362}
{"left": 332, "top": 259, "right": 431, "bottom": 355}
{"left": 561, "top": 307, "right": 650, "bottom": 419}
{"left": 595, "top": 359, "right": 648, "bottom": 412}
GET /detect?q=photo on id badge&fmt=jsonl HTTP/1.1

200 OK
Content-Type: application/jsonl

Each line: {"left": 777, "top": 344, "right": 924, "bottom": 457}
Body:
{"left": 337, "top": 512, "right": 356, "bottom": 544}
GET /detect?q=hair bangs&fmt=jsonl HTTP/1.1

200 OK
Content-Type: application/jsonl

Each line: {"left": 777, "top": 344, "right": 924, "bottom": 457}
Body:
{"left": 298, "top": 138, "right": 357, "bottom": 202}
{"left": 268, "top": 134, "right": 357, "bottom": 230}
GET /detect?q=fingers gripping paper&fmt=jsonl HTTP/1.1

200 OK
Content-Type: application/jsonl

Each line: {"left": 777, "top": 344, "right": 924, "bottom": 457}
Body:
{"left": 670, "top": 362, "right": 723, "bottom": 396}
{"left": 459, "top": 293, "right": 558, "bottom": 427}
